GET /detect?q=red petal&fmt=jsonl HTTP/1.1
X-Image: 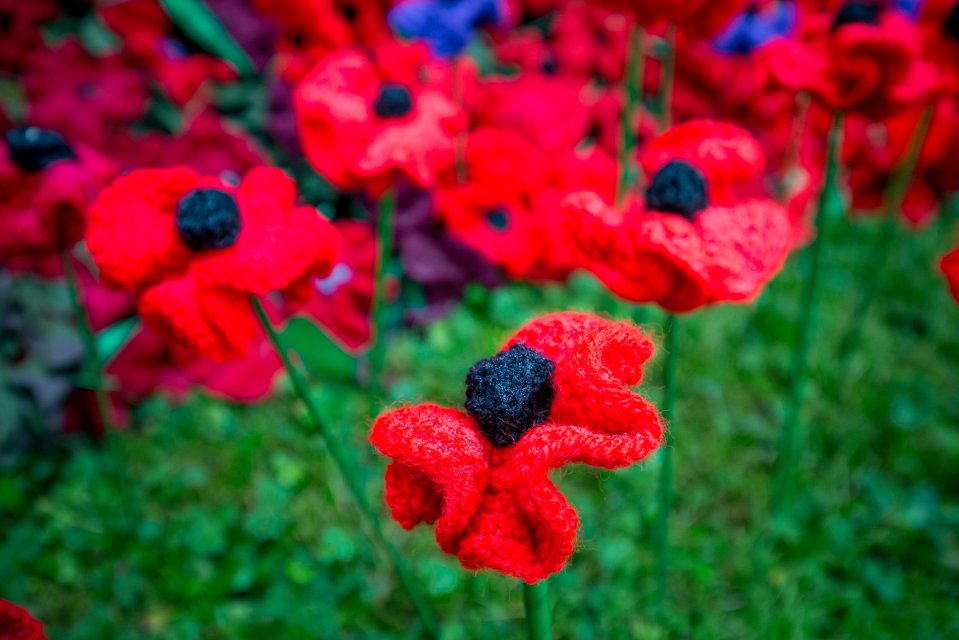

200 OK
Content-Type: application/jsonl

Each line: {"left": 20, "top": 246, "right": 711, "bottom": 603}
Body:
{"left": 941, "top": 245, "right": 959, "bottom": 303}
{"left": 138, "top": 275, "right": 257, "bottom": 361}
{"left": 369, "top": 404, "right": 491, "bottom": 552}
{"left": 86, "top": 167, "right": 197, "bottom": 291}
{"left": 0, "top": 598, "right": 47, "bottom": 640}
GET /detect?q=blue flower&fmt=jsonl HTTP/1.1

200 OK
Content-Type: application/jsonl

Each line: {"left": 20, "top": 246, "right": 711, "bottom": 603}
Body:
{"left": 713, "top": 2, "right": 797, "bottom": 54}
{"left": 389, "top": 0, "right": 503, "bottom": 58}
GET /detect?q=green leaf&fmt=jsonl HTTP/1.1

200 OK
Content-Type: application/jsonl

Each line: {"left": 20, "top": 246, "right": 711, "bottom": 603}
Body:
{"left": 97, "top": 318, "right": 140, "bottom": 365}
{"left": 279, "top": 316, "right": 357, "bottom": 385}
{"left": 78, "top": 13, "right": 121, "bottom": 55}
{"left": 157, "top": 0, "right": 257, "bottom": 77}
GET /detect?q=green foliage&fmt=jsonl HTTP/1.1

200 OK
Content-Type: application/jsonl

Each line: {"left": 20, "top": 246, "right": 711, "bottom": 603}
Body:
{"left": 2, "top": 217, "right": 959, "bottom": 638}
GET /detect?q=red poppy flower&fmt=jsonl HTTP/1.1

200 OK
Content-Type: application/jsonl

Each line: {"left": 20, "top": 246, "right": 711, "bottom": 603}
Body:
{"left": 589, "top": 0, "right": 749, "bottom": 38}
{"left": 370, "top": 312, "right": 663, "bottom": 583}
{"left": 295, "top": 40, "right": 465, "bottom": 195}
{"left": 942, "top": 240, "right": 959, "bottom": 302}
{"left": 22, "top": 39, "right": 149, "bottom": 152}
{"left": 562, "top": 119, "right": 793, "bottom": 311}
{"left": 766, "top": 2, "right": 938, "bottom": 117}
{"left": 0, "top": 0, "right": 57, "bottom": 73}
{"left": 86, "top": 166, "right": 340, "bottom": 360}
{"left": 0, "top": 127, "right": 115, "bottom": 277}
{"left": 0, "top": 599, "right": 46, "bottom": 640}
{"left": 98, "top": 0, "right": 237, "bottom": 106}
{"left": 918, "top": 0, "right": 959, "bottom": 95}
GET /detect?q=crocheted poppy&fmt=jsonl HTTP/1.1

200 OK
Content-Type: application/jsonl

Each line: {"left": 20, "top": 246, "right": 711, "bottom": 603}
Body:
{"left": 941, "top": 241, "right": 959, "bottom": 303}
{"left": 0, "top": 126, "right": 115, "bottom": 277}
{"left": 390, "top": 0, "right": 506, "bottom": 58}
{"left": 562, "top": 119, "right": 793, "bottom": 311}
{"left": 590, "top": 0, "right": 750, "bottom": 38}
{"left": 0, "top": 0, "right": 58, "bottom": 73}
{"left": 370, "top": 312, "right": 663, "bottom": 583}
{"left": 295, "top": 40, "right": 465, "bottom": 195}
{"left": 86, "top": 167, "right": 340, "bottom": 361}
{"left": 0, "top": 599, "right": 46, "bottom": 640}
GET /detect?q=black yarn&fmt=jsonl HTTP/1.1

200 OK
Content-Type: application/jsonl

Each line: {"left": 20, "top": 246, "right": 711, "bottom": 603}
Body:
{"left": 485, "top": 207, "right": 510, "bottom": 231}
{"left": 373, "top": 83, "right": 414, "bottom": 118}
{"left": 175, "top": 189, "right": 243, "bottom": 252}
{"left": 465, "top": 344, "right": 556, "bottom": 448}
{"left": 645, "top": 160, "right": 709, "bottom": 220}
{"left": 5, "top": 126, "right": 76, "bottom": 173}
{"left": 946, "top": 1, "right": 959, "bottom": 40}
{"left": 831, "top": 1, "right": 880, "bottom": 31}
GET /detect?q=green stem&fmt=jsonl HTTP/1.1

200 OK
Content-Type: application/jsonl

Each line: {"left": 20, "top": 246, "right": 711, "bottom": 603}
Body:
{"left": 654, "top": 313, "right": 678, "bottom": 609}
{"left": 369, "top": 189, "right": 396, "bottom": 417}
{"left": 523, "top": 581, "right": 553, "bottom": 640}
{"left": 771, "top": 112, "right": 845, "bottom": 517}
{"left": 251, "top": 298, "right": 440, "bottom": 638}
{"left": 657, "top": 25, "right": 676, "bottom": 133}
{"left": 836, "top": 106, "right": 934, "bottom": 373}
{"left": 62, "top": 249, "right": 114, "bottom": 432}
{"left": 616, "top": 24, "right": 644, "bottom": 204}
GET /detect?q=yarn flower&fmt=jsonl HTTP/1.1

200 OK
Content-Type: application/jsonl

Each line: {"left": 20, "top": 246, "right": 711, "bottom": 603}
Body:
{"left": 370, "top": 312, "right": 663, "bottom": 583}
{"left": 294, "top": 40, "right": 466, "bottom": 195}
{"left": 86, "top": 166, "right": 340, "bottom": 361}
{"left": 0, "top": 599, "right": 46, "bottom": 640}
{"left": 389, "top": 0, "right": 506, "bottom": 58}
{"left": 941, "top": 240, "right": 959, "bottom": 303}
{"left": 589, "top": 0, "right": 750, "bottom": 38}
{"left": 562, "top": 119, "right": 793, "bottom": 312}
{"left": 0, "top": 126, "right": 114, "bottom": 277}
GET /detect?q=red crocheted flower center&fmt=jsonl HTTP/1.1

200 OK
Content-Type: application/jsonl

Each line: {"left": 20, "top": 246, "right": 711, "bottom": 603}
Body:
{"left": 373, "top": 83, "right": 414, "bottom": 118}
{"left": 464, "top": 344, "right": 557, "bottom": 448}
{"left": 175, "top": 188, "right": 243, "bottom": 252}
{"left": 4, "top": 126, "right": 76, "bottom": 173}
{"left": 831, "top": 1, "right": 880, "bottom": 31}
{"left": 644, "top": 160, "right": 709, "bottom": 220}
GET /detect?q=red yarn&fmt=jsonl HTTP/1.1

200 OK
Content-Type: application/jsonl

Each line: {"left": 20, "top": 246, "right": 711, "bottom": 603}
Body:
{"left": 370, "top": 312, "right": 663, "bottom": 583}
{"left": 0, "top": 599, "right": 47, "bottom": 640}
{"left": 562, "top": 120, "right": 793, "bottom": 312}
{"left": 588, "top": 0, "right": 750, "bottom": 38}
{"left": 941, "top": 242, "right": 959, "bottom": 303}
{"left": 87, "top": 166, "right": 340, "bottom": 361}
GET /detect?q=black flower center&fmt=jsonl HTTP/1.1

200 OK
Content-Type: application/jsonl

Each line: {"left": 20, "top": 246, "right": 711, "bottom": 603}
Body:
{"left": 175, "top": 188, "right": 243, "bottom": 252}
{"left": 4, "top": 126, "right": 76, "bottom": 173}
{"left": 373, "top": 83, "right": 414, "bottom": 118}
{"left": 946, "top": 2, "right": 959, "bottom": 40}
{"left": 465, "top": 343, "right": 556, "bottom": 448}
{"left": 645, "top": 160, "right": 709, "bottom": 220}
{"left": 486, "top": 207, "right": 510, "bottom": 230}
{"left": 831, "top": 1, "right": 880, "bottom": 31}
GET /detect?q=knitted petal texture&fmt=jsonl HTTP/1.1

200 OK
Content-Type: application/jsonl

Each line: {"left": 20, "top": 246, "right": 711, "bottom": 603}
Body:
{"left": 370, "top": 312, "right": 663, "bottom": 583}
{"left": 0, "top": 599, "right": 47, "bottom": 640}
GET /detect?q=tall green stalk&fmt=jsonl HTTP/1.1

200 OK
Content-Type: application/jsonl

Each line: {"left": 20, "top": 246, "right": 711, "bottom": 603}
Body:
{"left": 656, "top": 25, "right": 677, "bottom": 133}
{"left": 654, "top": 313, "right": 678, "bottom": 609}
{"left": 369, "top": 190, "right": 395, "bottom": 417}
{"left": 836, "top": 106, "right": 934, "bottom": 373}
{"left": 616, "top": 25, "right": 644, "bottom": 204}
{"left": 771, "top": 112, "right": 845, "bottom": 516}
{"left": 251, "top": 298, "right": 440, "bottom": 638}
{"left": 62, "top": 249, "right": 114, "bottom": 432}
{"left": 523, "top": 581, "right": 553, "bottom": 640}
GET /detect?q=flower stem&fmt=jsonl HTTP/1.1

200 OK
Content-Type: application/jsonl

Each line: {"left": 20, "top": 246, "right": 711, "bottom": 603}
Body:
{"left": 369, "top": 189, "right": 396, "bottom": 417}
{"left": 771, "top": 112, "right": 845, "bottom": 517}
{"left": 836, "top": 105, "right": 934, "bottom": 376}
{"left": 616, "top": 24, "right": 645, "bottom": 204}
{"left": 251, "top": 297, "right": 440, "bottom": 638}
{"left": 523, "top": 580, "right": 553, "bottom": 640}
{"left": 657, "top": 24, "right": 676, "bottom": 133}
{"left": 61, "top": 249, "right": 114, "bottom": 433}
{"left": 654, "top": 312, "right": 678, "bottom": 610}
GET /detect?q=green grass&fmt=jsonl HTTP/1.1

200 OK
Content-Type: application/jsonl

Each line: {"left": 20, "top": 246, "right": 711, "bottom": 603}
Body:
{"left": 2, "top": 213, "right": 958, "bottom": 639}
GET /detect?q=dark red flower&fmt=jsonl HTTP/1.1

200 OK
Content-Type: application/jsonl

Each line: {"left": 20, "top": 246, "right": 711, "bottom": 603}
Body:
{"left": 98, "top": 0, "right": 237, "bottom": 105}
{"left": 918, "top": 0, "right": 959, "bottom": 96}
{"left": 370, "top": 312, "right": 663, "bottom": 583}
{"left": 562, "top": 119, "right": 793, "bottom": 311}
{"left": 0, "top": 127, "right": 115, "bottom": 277}
{"left": 295, "top": 40, "right": 465, "bottom": 195}
{"left": 0, "top": 0, "right": 58, "bottom": 74}
{"left": 588, "top": 0, "right": 749, "bottom": 38}
{"left": 86, "top": 167, "right": 340, "bottom": 360}
{"left": 0, "top": 599, "right": 46, "bottom": 640}
{"left": 941, "top": 240, "right": 959, "bottom": 303}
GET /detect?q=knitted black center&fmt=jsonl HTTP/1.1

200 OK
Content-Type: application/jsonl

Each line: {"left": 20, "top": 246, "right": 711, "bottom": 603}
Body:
{"left": 831, "top": 1, "right": 880, "bottom": 31}
{"left": 373, "top": 83, "right": 414, "bottom": 118}
{"left": 486, "top": 207, "right": 510, "bottom": 230}
{"left": 946, "top": 2, "right": 959, "bottom": 39}
{"left": 5, "top": 126, "right": 76, "bottom": 173}
{"left": 465, "top": 344, "right": 556, "bottom": 448}
{"left": 175, "top": 189, "right": 243, "bottom": 252}
{"left": 645, "top": 160, "right": 709, "bottom": 220}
